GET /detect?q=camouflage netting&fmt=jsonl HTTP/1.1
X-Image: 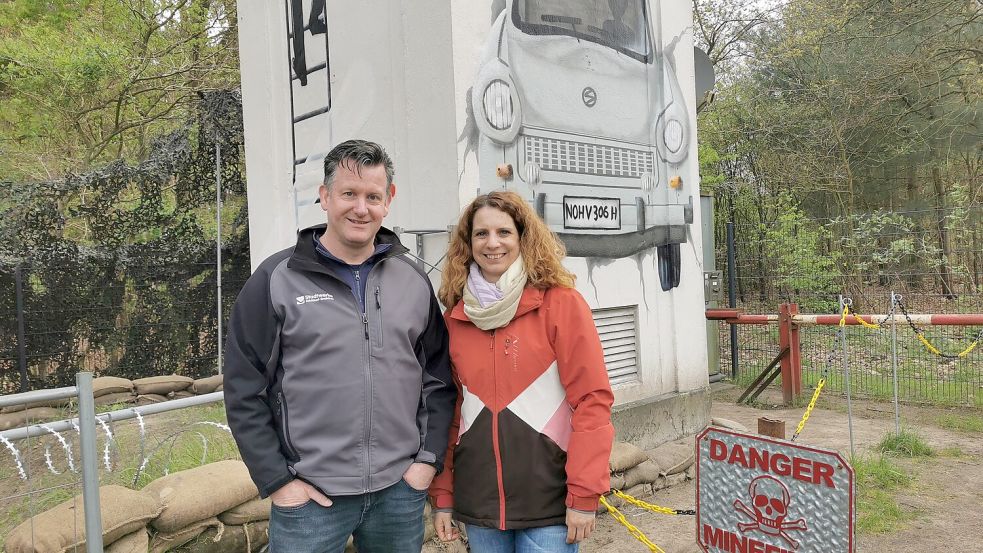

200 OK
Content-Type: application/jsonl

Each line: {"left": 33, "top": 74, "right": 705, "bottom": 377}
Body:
{"left": 0, "top": 91, "right": 250, "bottom": 392}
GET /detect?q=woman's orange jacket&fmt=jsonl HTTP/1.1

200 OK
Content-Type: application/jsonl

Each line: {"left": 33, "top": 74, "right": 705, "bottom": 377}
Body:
{"left": 428, "top": 286, "right": 614, "bottom": 530}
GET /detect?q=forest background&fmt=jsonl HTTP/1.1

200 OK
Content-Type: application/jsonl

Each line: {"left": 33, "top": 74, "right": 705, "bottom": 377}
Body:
{"left": 0, "top": 0, "right": 980, "bottom": 391}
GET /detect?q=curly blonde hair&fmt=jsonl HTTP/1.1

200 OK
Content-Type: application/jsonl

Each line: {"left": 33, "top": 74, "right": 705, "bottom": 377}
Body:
{"left": 439, "top": 191, "right": 575, "bottom": 307}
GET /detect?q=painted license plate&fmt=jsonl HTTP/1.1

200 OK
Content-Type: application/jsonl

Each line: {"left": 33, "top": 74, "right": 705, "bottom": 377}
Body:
{"left": 562, "top": 196, "right": 621, "bottom": 230}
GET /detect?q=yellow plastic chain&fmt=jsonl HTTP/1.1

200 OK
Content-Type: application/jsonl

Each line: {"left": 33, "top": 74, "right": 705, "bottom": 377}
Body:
{"left": 957, "top": 340, "right": 979, "bottom": 357}
{"left": 792, "top": 377, "right": 826, "bottom": 441}
{"left": 916, "top": 331, "right": 979, "bottom": 358}
{"left": 599, "top": 495, "right": 666, "bottom": 553}
{"left": 917, "top": 333, "right": 943, "bottom": 356}
{"left": 610, "top": 489, "right": 684, "bottom": 516}
{"left": 841, "top": 304, "right": 882, "bottom": 330}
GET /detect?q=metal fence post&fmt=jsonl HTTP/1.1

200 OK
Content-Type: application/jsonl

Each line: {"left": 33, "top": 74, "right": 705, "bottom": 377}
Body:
{"left": 215, "top": 142, "right": 223, "bottom": 375}
{"left": 839, "top": 295, "right": 855, "bottom": 458}
{"left": 726, "top": 222, "right": 739, "bottom": 377}
{"left": 14, "top": 265, "right": 29, "bottom": 392}
{"left": 890, "top": 291, "right": 901, "bottom": 435}
{"left": 76, "top": 372, "right": 103, "bottom": 552}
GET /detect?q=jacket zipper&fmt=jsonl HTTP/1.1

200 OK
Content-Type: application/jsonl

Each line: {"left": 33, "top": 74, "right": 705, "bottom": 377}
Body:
{"left": 353, "top": 269, "right": 369, "bottom": 339}
{"left": 489, "top": 329, "right": 507, "bottom": 530}
{"left": 277, "top": 392, "right": 301, "bottom": 461}
{"left": 356, "top": 266, "right": 379, "bottom": 492}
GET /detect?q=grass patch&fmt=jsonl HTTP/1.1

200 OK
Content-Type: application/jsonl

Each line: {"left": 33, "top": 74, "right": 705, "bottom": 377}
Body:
{"left": 876, "top": 429, "right": 935, "bottom": 457}
{"left": 852, "top": 454, "right": 916, "bottom": 534}
{"left": 936, "top": 413, "right": 983, "bottom": 433}
{"left": 938, "top": 446, "right": 966, "bottom": 458}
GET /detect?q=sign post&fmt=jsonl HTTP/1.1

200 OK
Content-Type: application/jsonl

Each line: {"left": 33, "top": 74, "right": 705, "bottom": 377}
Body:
{"left": 696, "top": 427, "right": 854, "bottom": 553}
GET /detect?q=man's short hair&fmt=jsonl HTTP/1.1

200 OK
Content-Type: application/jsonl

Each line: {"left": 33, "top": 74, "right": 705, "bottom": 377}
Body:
{"left": 323, "top": 139, "right": 395, "bottom": 194}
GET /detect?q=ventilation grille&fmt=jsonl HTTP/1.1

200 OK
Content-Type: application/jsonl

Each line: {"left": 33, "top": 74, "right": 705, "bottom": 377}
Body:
{"left": 524, "top": 135, "right": 654, "bottom": 178}
{"left": 592, "top": 305, "right": 639, "bottom": 385}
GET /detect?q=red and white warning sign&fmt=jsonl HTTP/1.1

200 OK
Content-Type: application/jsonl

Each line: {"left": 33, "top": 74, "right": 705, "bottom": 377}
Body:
{"left": 696, "top": 427, "right": 854, "bottom": 553}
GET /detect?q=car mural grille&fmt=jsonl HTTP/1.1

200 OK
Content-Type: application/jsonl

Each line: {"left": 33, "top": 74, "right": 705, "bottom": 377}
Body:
{"left": 523, "top": 135, "right": 654, "bottom": 178}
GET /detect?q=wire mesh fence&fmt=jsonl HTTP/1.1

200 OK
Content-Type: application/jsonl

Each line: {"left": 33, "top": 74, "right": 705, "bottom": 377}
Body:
{"left": 715, "top": 205, "right": 983, "bottom": 407}
{"left": 0, "top": 255, "right": 248, "bottom": 394}
{"left": 0, "top": 383, "right": 239, "bottom": 550}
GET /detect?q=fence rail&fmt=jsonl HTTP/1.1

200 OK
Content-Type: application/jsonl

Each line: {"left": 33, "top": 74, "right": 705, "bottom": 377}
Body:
{"left": 0, "top": 373, "right": 231, "bottom": 549}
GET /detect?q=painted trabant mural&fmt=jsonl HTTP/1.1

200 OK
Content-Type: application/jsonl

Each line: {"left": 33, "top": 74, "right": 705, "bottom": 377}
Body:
{"left": 471, "top": 0, "right": 693, "bottom": 289}
{"left": 237, "top": 0, "right": 709, "bottom": 413}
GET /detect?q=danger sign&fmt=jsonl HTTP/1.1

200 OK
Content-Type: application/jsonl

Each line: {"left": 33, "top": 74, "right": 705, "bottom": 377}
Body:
{"left": 696, "top": 427, "right": 854, "bottom": 553}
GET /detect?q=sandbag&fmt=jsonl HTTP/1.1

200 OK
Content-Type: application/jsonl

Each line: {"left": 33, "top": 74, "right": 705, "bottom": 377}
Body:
{"left": 0, "top": 407, "right": 63, "bottom": 431}
{"left": 652, "top": 472, "right": 689, "bottom": 491}
{"left": 1, "top": 403, "right": 26, "bottom": 413}
{"left": 182, "top": 520, "right": 269, "bottom": 553}
{"left": 191, "top": 375, "right": 224, "bottom": 395}
{"left": 136, "top": 394, "right": 168, "bottom": 406}
{"left": 144, "top": 460, "right": 257, "bottom": 534}
{"left": 623, "top": 459, "right": 662, "bottom": 489}
{"left": 95, "top": 391, "right": 136, "bottom": 408}
{"left": 218, "top": 496, "right": 271, "bottom": 525}
{"left": 169, "top": 390, "right": 195, "bottom": 400}
{"left": 422, "top": 502, "right": 435, "bottom": 542}
{"left": 133, "top": 375, "right": 193, "bottom": 396}
{"left": 608, "top": 442, "right": 648, "bottom": 472}
{"left": 105, "top": 528, "right": 149, "bottom": 553}
{"left": 648, "top": 442, "right": 695, "bottom": 476}
{"left": 711, "top": 417, "right": 749, "bottom": 432}
{"left": 609, "top": 473, "right": 626, "bottom": 490}
{"left": 149, "top": 517, "right": 221, "bottom": 553}
{"left": 20, "top": 398, "right": 70, "bottom": 410}
{"left": 4, "top": 485, "right": 162, "bottom": 553}
{"left": 215, "top": 384, "right": 223, "bottom": 392}
{"left": 93, "top": 376, "right": 134, "bottom": 397}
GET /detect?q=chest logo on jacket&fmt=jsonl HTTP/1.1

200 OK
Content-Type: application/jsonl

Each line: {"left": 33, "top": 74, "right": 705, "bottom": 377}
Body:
{"left": 296, "top": 292, "right": 335, "bottom": 305}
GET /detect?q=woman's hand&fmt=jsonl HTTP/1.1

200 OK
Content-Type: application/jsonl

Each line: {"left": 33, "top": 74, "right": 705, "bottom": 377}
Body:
{"left": 434, "top": 511, "right": 461, "bottom": 542}
{"left": 565, "top": 508, "right": 597, "bottom": 544}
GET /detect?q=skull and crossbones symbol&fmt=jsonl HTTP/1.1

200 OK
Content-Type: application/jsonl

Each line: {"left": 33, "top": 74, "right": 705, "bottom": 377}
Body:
{"left": 733, "top": 475, "right": 808, "bottom": 550}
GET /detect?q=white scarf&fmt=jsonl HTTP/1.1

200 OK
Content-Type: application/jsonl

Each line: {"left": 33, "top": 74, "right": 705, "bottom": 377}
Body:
{"left": 463, "top": 255, "right": 528, "bottom": 331}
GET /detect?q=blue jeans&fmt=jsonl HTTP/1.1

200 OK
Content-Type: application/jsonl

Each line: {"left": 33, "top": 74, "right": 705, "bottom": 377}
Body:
{"left": 465, "top": 524, "right": 579, "bottom": 553}
{"left": 268, "top": 478, "right": 427, "bottom": 553}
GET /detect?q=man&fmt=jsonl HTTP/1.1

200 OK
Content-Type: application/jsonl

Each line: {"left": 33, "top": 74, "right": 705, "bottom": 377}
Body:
{"left": 224, "top": 139, "right": 456, "bottom": 553}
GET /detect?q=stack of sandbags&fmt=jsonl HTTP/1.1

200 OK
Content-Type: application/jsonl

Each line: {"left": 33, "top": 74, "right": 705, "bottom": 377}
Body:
{"left": 133, "top": 375, "right": 195, "bottom": 405}
{"left": 602, "top": 439, "right": 698, "bottom": 510}
{"left": 4, "top": 485, "right": 162, "bottom": 553}
{"left": 179, "top": 520, "right": 269, "bottom": 553}
{"left": 93, "top": 376, "right": 138, "bottom": 408}
{"left": 0, "top": 406, "right": 63, "bottom": 431}
{"left": 143, "top": 460, "right": 258, "bottom": 552}
{"left": 1, "top": 374, "right": 223, "bottom": 430}
{"left": 191, "top": 374, "right": 224, "bottom": 395}
{"left": 605, "top": 442, "right": 658, "bottom": 508}
{"left": 170, "top": 495, "right": 274, "bottom": 552}
{"left": 647, "top": 438, "right": 696, "bottom": 490}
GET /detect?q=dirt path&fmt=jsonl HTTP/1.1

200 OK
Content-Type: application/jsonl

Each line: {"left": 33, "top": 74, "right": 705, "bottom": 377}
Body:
{"left": 583, "top": 384, "right": 983, "bottom": 552}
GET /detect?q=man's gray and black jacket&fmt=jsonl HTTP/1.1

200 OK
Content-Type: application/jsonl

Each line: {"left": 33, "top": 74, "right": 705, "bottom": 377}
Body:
{"left": 223, "top": 225, "right": 456, "bottom": 498}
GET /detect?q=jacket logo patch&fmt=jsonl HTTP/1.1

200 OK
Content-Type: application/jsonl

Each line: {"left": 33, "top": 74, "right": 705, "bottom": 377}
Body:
{"left": 296, "top": 293, "right": 334, "bottom": 305}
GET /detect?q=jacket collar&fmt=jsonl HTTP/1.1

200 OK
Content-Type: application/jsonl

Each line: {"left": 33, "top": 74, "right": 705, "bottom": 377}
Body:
{"left": 287, "top": 224, "right": 408, "bottom": 275}
{"left": 449, "top": 286, "right": 544, "bottom": 323}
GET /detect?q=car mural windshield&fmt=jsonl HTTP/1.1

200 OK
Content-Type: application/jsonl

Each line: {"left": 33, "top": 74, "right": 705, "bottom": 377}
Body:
{"left": 513, "top": 0, "right": 651, "bottom": 62}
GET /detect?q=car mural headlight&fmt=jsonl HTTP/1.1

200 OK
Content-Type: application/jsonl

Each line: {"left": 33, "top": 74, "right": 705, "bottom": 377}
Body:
{"left": 483, "top": 80, "right": 514, "bottom": 130}
{"left": 663, "top": 119, "right": 684, "bottom": 154}
{"left": 655, "top": 65, "right": 691, "bottom": 165}
{"left": 472, "top": 59, "right": 522, "bottom": 144}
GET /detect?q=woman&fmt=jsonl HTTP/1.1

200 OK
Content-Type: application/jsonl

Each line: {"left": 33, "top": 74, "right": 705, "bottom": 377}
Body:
{"left": 429, "top": 191, "right": 614, "bottom": 552}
